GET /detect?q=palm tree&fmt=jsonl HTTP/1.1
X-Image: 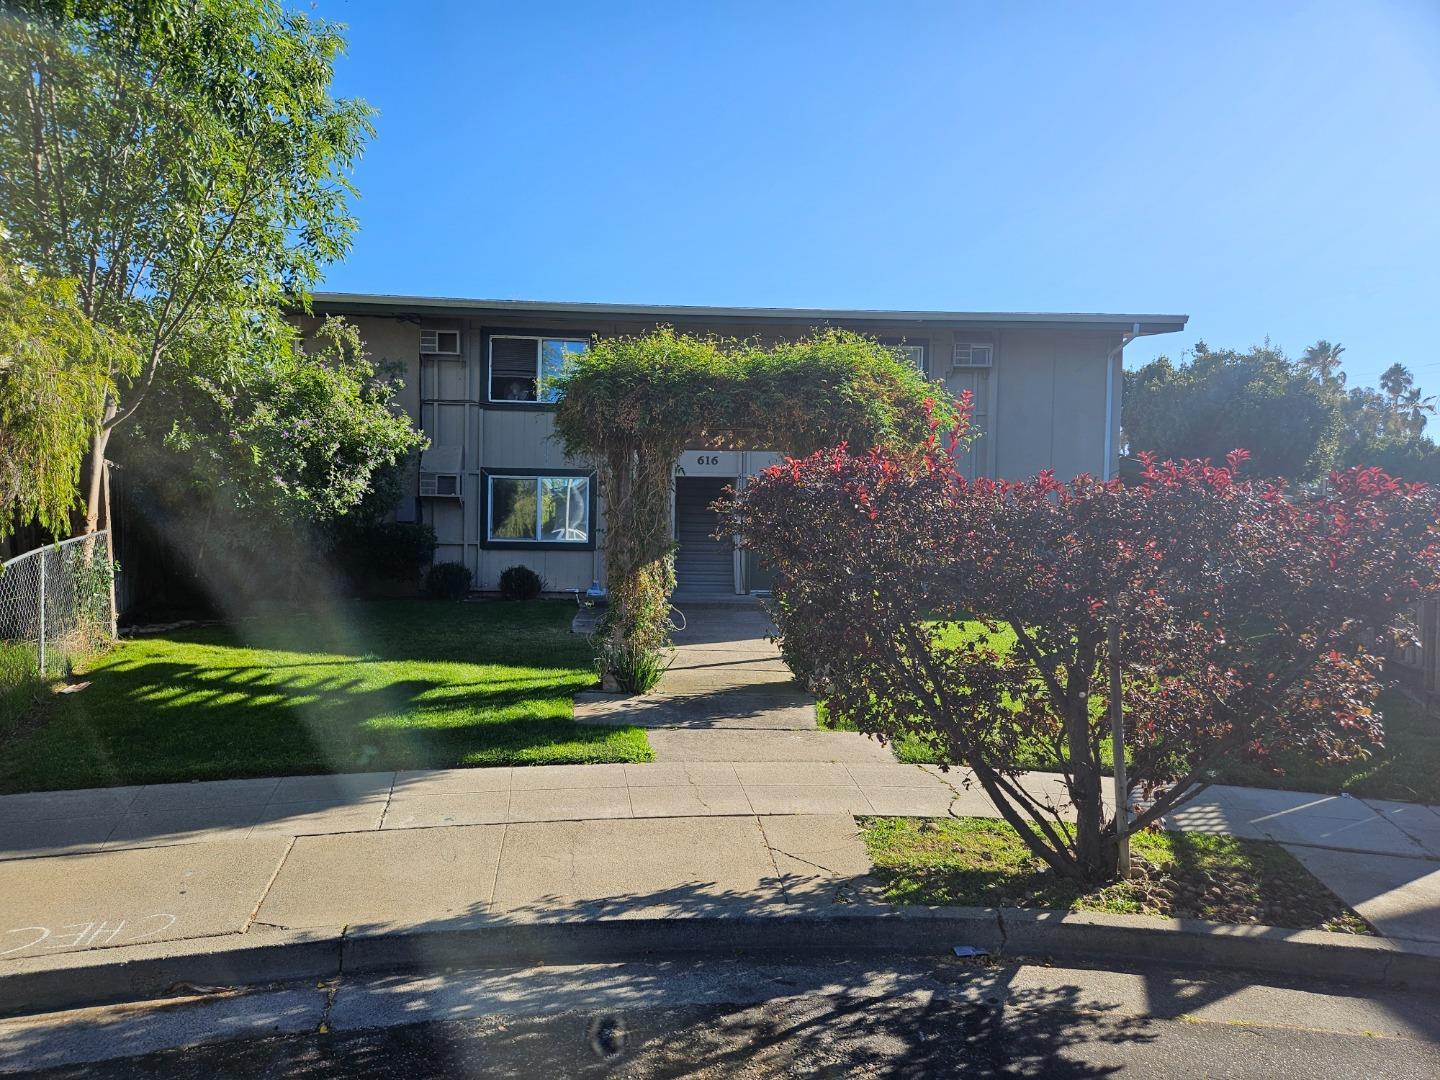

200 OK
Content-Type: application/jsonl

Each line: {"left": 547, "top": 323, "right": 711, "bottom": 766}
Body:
{"left": 1380, "top": 362, "right": 1412, "bottom": 403}
{"left": 1402, "top": 394, "right": 1436, "bottom": 437}
{"left": 1301, "top": 340, "right": 1347, "bottom": 386}
{"left": 1378, "top": 364, "right": 1434, "bottom": 437}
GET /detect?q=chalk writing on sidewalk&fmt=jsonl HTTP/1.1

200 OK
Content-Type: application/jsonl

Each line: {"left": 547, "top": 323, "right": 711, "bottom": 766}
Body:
{"left": 0, "top": 913, "right": 177, "bottom": 957}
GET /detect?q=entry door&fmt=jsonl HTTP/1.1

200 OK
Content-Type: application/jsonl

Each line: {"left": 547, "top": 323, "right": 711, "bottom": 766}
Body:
{"left": 673, "top": 477, "right": 735, "bottom": 596}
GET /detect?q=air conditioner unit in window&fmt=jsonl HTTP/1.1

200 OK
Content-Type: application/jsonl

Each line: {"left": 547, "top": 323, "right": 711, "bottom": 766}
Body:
{"left": 419, "top": 472, "right": 461, "bottom": 498}
{"left": 420, "top": 329, "right": 461, "bottom": 355}
{"left": 953, "top": 344, "right": 993, "bottom": 368}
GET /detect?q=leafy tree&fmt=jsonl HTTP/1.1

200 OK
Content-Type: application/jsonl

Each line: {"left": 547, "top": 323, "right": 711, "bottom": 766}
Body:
{"left": 1340, "top": 433, "right": 1440, "bottom": 485}
{"left": 0, "top": 0, "right": 374, "bottom": 531}
{"left": 1123, "top": 342, "right": 1342, "bottom": 479}
{"left": 726, "top": 424, "right": 1440, "bottom": 883}
{"left": 0, "top": 255, "right": 134, "bottom": 539}
{"left": 1332, "top": 362, "right": 1438, "bottom": 480}
{"left": 1341, "top": 386, "right": 1388, "bottom": 445}
{"left": 124, "top": 317, "right": 424, "bottom": 554}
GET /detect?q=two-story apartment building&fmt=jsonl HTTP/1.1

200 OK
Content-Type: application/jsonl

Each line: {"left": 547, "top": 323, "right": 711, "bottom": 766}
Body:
{"left": 301, "top": 294, "right": 1187, "bottom": 598}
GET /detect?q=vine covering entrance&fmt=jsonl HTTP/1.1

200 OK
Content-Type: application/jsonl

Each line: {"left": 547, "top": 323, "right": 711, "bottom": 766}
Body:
{"left": 553, "top": 327, "right": 957, "bottom": 690}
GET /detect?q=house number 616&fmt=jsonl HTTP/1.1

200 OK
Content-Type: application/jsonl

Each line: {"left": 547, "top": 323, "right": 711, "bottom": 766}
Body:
{"left": 695, "top": 455, "right": 720, "bottom": 466}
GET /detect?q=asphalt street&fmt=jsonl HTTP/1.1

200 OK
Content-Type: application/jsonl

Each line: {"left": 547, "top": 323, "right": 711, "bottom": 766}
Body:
{"left": 4, "top": 955, "right": 1437, "bottom": 1077}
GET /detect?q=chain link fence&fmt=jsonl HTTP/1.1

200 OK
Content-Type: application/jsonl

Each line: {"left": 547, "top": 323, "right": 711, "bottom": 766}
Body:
{"left": 0, "top": 532, "right": 116, "bottom": 683}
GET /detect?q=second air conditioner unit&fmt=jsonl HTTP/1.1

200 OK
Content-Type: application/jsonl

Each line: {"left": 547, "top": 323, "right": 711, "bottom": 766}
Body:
{"left": 420, "top": 328, "right": 461, "bottom": 355}
{"left": 419, "top": 472, "right": 461, "bottom": 498}
{"left": 953, "top": 343, "right": 994, "bottom": 368}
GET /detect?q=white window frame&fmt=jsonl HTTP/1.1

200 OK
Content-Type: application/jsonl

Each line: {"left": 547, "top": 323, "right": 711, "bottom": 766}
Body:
{"left": 880, "top": 339, "right": 928, "bottom": 376}
{"left": 487, "top": 334, "right": 589, "bottom": 404}
{"left": 894, "top": 343, "right": 927, "bottom": 375}
{"left": 485, "top": 473, "right": 592, "bottom": 545}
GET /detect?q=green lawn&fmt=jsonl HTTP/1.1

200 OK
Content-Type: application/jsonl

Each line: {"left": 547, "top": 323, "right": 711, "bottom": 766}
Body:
{"left": 0, "top": 641, "right": 45, "bottom": 741}
{"left": 862, "top": 816, "right": 1369, "bottom": 934}
{"left": 1214, "top": 686, "right": 1439, "bottom": 804}
{"left": 0, "top": 600, "right": 650, "bottom": 794}
{"left": 818, "top": 620, "right": 1439, "bottom": 804}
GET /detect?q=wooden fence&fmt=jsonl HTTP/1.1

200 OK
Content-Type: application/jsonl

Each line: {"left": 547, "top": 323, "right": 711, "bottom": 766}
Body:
{"left": 1391, "top": 597, "right": 1440, "bottom": 702}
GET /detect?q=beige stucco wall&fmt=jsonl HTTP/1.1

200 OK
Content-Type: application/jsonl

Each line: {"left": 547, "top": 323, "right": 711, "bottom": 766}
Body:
{"left": 293, "top": 310, "right": 1128, "bottom": 593}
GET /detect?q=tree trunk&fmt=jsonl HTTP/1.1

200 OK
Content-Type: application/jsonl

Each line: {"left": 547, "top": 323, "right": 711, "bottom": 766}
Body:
{"left": 83, "top": 426, "right": 112, "bottom": 535}
{"left": 1064, "top": 649, "right": 1114, "bottom": 882}
{"left": 1068, "top": 711, "right": 1110, "bottom": 880}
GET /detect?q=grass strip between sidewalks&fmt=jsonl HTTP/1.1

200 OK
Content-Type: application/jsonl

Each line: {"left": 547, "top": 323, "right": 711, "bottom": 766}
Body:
{"left": 862, "top": 815, "right": 1372, "bottom": 935}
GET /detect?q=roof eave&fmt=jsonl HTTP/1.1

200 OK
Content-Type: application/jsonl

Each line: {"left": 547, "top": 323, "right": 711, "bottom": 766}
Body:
{"left": 300, "top": 292, "right": 1188, "bottom": 336}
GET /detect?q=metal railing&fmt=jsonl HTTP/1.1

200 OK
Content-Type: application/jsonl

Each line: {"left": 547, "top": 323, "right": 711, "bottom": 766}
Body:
{"left": 0, "top": 531, "right": 116, "bottom": 679}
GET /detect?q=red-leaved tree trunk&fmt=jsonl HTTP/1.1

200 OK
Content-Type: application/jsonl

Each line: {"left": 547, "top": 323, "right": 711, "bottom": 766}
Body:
{"left": 723, "top": 410, "right": 1440, "bottom": 883}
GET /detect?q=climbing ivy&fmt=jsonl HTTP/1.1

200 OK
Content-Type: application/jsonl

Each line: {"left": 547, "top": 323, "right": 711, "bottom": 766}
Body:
{"left": 553, "top": 327, "right": 957, "bottom": 690}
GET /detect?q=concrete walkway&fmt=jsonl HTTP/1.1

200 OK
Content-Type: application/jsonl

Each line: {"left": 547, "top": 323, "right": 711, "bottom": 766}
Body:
{"left": 574, "top": 605, "right": 820, "bottom": 731}
{"left": 2, "top": 604, "right": 1439, "bottom": 977}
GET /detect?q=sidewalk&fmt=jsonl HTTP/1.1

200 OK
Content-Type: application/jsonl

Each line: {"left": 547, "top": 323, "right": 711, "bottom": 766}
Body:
{"left": 3, "top": 761, "right": 1439, "bottom": 964}
{"left": 2, "top": 606, "right": 1439, "bottom": 983}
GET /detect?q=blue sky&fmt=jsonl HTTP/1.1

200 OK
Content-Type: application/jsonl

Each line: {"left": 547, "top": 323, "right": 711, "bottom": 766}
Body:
{"left": 311, "top": 0, "right": 1440, "bottom": 394}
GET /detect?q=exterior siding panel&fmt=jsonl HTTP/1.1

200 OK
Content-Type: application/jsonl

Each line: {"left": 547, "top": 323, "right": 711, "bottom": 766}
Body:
{"left": 292, "top": 302, "right": 1181, "bottom": 594}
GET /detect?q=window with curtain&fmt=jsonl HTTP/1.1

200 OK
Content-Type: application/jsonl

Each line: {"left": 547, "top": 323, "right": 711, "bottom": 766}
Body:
{"left": 488, "top": 335, "right": 588, "bottom": 402}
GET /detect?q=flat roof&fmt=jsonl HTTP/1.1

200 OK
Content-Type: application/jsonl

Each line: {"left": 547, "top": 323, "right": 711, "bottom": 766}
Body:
{"left": 307, "top": 292, "right": 1188, "bottom": 337}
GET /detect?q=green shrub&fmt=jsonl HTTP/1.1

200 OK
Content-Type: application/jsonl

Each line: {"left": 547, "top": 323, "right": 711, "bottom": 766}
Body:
{"left": 498, "top": 564, "right": 545, "bottom": 601}
{"left": 424, "top": 561, "right": 473, "bottom": 600}
{"left": 332, "top": 521, "right": 437, "bottom": 586}
{"left": 592, "top": 637, "right": 671, "bottom": 693}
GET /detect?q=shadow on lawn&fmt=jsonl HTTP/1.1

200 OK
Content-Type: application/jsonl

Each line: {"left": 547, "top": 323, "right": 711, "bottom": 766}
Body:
{"left": 0, "top": 650, "right": 621, "bottom": 793}
{"left": 170, "top": 598, "right": 597, "bottom": 670}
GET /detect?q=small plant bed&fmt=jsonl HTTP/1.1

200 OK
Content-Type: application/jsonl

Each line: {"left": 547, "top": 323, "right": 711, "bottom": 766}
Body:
{"left": 0, "top": 599, "right": 651, "bottom": 794}
{"left": 861, "top": 816, "right": 1372, "bottom": 935}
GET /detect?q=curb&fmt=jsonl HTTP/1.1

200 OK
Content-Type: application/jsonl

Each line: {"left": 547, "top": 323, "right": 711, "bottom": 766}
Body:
{"left": 3, "top": 906, "right": 1437, "bottom": 1018}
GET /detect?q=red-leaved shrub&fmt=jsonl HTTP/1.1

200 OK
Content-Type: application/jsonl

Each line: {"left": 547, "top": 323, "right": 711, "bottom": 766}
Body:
{"left": 724, "top": 401, "right": 1440, "bottom": 881}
